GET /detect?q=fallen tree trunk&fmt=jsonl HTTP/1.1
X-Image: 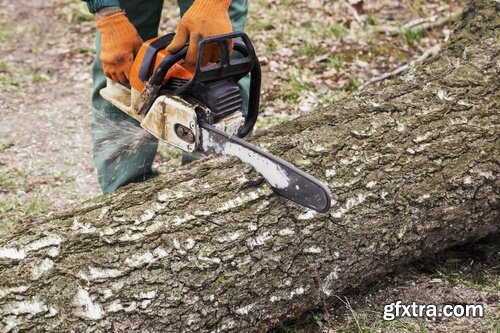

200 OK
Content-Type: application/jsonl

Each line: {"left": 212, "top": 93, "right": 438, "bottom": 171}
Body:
{"left": 1, "top": 0, "right": 498, "bottom": 331}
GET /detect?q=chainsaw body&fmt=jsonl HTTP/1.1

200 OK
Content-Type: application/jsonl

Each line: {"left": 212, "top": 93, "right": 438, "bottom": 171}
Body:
{"left": 100, "top": 32, "right": 259, "bottom": 155}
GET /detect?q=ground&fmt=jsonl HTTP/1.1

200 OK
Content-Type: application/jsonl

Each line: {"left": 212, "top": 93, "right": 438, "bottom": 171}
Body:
{"left": 273, "top": 238, "right": 499, "bottom": 332}
{"left": 0, "top": 0, "right": 497, "bottom": 332}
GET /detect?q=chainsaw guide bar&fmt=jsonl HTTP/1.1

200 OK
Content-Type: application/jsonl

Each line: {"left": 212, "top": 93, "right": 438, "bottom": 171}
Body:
{"left": 100, "top": 32, "right": 332, "bottom": 213}
{"left": 200, "top": 123, "right": 331, "bottom": 213}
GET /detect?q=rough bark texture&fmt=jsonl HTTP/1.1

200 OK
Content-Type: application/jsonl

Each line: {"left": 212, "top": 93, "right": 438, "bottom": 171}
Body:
{"left": 1, "top": 1, "right": 499, "bottom": 332}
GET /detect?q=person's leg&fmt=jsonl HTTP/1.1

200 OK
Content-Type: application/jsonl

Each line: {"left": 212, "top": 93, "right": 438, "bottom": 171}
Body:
{"left": 91, "top": 0, "right": 164, "bottom": 192}
{"left": 226, "top": 0, "right": 250, "bottom": 118}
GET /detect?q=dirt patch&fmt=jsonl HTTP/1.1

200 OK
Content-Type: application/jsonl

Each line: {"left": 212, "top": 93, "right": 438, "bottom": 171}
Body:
{"left": 0, "top": 0, "right": 99, "bottom": 225}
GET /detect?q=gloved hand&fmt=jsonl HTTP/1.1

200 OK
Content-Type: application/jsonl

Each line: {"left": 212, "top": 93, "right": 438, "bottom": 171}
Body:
{"left": 96, "top": 12, "right": 142, "bottom": 83}
{"left": 166, "top": 0, "right": 233, "bottom": 65}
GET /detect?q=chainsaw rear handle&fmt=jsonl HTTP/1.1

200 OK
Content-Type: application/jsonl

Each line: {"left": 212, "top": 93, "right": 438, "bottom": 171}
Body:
{"left": 146, "top": 32, "right": 261, "bottom": 138}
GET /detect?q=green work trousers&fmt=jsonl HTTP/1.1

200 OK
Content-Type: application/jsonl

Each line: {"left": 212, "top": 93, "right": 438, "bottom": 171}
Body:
{"left": 91, "top": 0, "right": 249, "bottom": 192}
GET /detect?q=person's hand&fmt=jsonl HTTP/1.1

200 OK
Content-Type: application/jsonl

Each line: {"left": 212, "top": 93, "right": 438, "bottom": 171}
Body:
{"left": 96, "top": 12, "right": 142, "bottom": 83}
{"left": 166, "top": 0, "right": 233, "bottom": 65}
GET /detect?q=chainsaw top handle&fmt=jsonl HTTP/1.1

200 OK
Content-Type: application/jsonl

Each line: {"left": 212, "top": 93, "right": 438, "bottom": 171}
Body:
{"left": 145, "top": 32, "right": 261, "bottom": 138}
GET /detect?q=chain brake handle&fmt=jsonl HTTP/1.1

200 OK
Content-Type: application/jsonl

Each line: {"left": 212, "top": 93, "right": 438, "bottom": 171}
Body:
{"left": 145, "top": 32, "right": 261, "bottom": 138}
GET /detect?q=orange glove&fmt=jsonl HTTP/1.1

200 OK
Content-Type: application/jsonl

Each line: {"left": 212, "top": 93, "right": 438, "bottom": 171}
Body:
{"left": 166, "top": 0, "right": 233, "bottom": 65}
{"left": 96, "top": 12, "right": 142, "bottom": 83}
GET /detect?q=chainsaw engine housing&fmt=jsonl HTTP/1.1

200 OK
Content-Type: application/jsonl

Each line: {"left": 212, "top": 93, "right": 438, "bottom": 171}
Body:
{"left": 100, "top": 32, "right": 260, "bottom": 154}
{"left": 140, "top": 91, "right": 245, "bottom": 154}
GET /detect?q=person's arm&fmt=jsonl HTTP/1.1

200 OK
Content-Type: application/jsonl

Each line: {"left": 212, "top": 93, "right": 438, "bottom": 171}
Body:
{"left": 166, "top": 0, "right": 233, "bottom": 65}
{"left": 83, "top": 1, "right": 142, "bottom": 83}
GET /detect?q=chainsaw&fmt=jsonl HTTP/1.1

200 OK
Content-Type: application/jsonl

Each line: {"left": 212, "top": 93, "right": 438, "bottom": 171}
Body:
{"left": 100, "top": 31, "right": 331, "bottom": 213}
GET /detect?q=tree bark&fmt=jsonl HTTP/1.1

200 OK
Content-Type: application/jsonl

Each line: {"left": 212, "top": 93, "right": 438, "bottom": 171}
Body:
{"left": 1, "top": 0, "right": 498, "bottom": 331}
